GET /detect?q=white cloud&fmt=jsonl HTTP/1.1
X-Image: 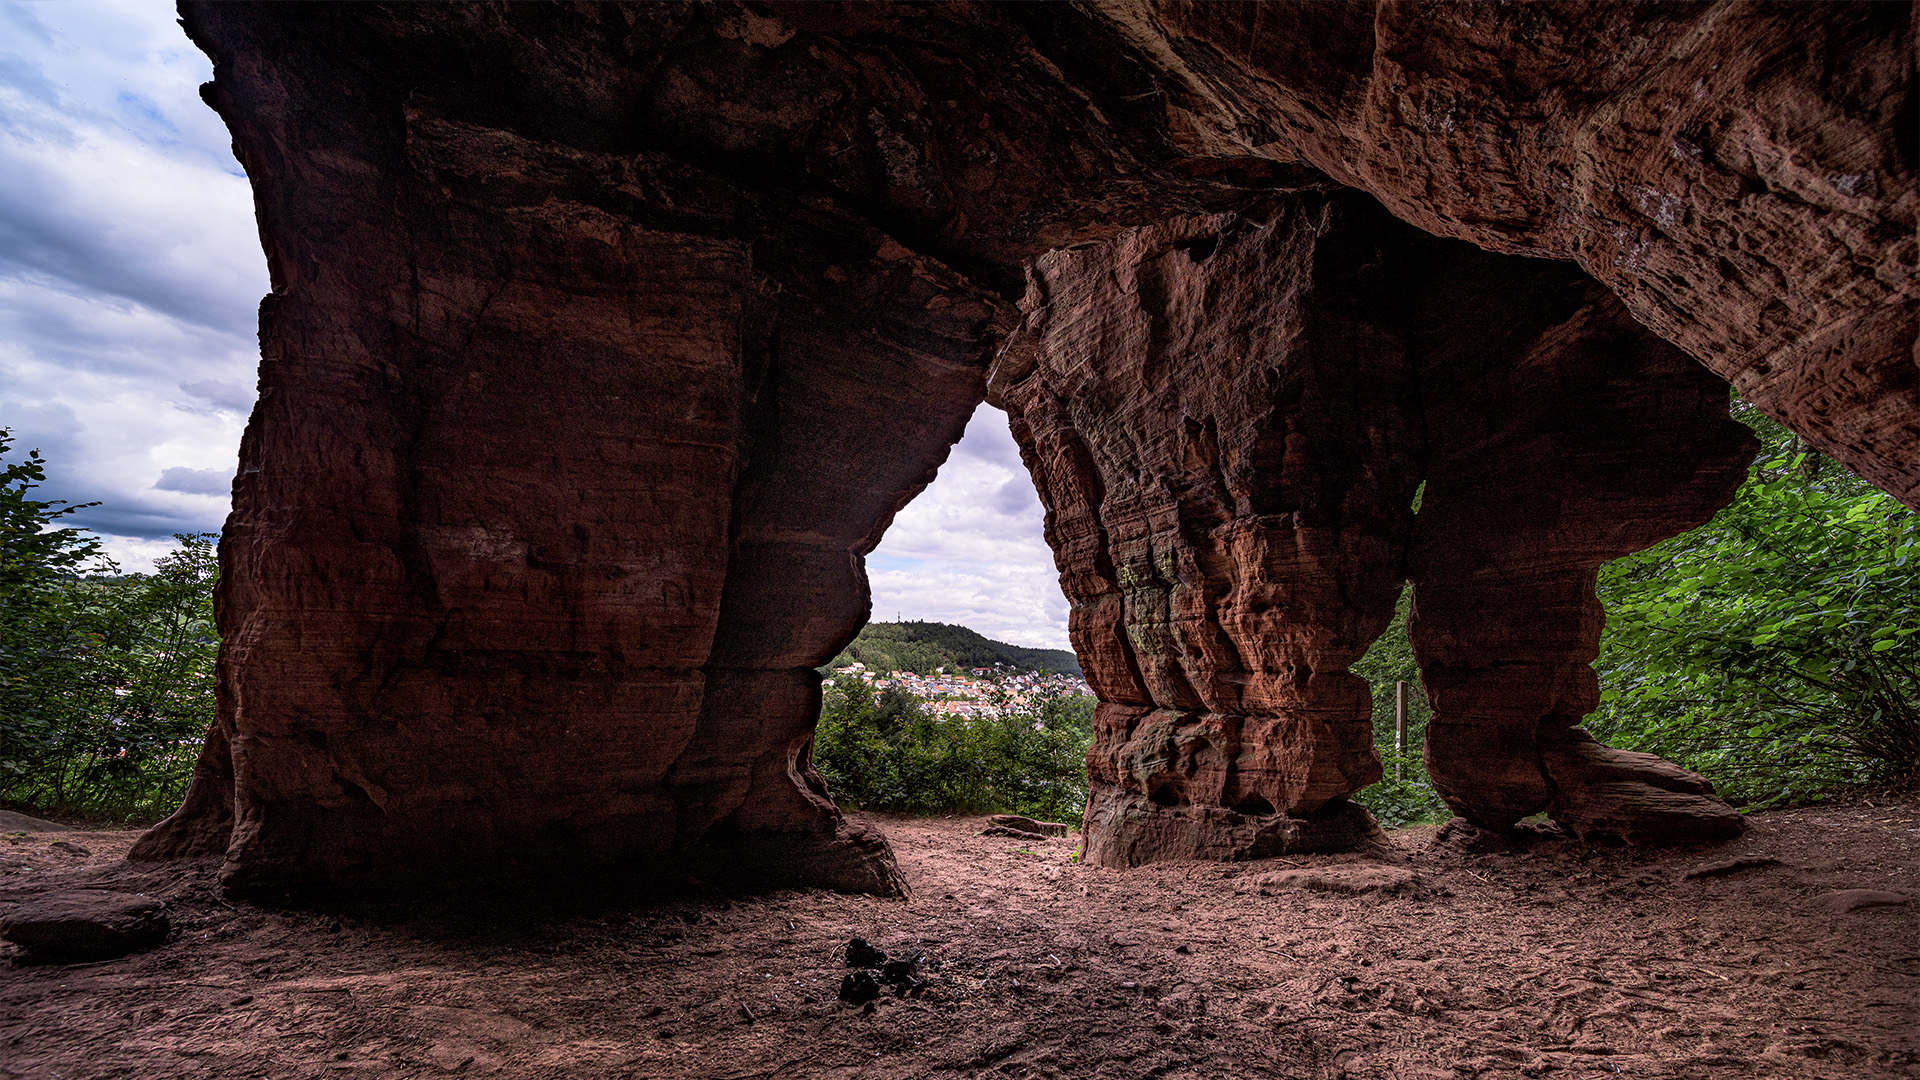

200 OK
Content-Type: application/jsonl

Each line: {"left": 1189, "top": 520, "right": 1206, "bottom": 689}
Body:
{"left": 0, "top": 0, "right": 264, "bottom": 565}
{"left": 868, "top": 404, "right": 1070, "bottom": 650}
{"left": 96, "top": 532, "right": 194, "bottom": 575}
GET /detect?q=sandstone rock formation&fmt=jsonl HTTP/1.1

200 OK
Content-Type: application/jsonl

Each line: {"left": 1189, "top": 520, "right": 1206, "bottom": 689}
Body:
{"left": 1405, "top": 241, "right": 1758, "bottom": 842}
{"left": 993, "top": 195, "right": 1754, "bottom": 864}
{"left": 1125, "top": 1, "right": 1919, "bottom": 507}
{"left": 137, "top": 2, "right": 1913, "bottom": 897}
{"left": 134, "top": 2, "right": 1030, "bottom": 898}
{"left": 991, "top": 196, "right": 1421, "bottom": 865}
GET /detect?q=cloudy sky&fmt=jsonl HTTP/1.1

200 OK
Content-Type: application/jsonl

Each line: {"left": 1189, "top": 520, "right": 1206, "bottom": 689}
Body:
{"left": 0, "top": 1, "right": 1071, "bottom": 650}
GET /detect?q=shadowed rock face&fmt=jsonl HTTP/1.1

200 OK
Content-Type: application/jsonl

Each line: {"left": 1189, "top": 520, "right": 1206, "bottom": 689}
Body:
{"left": 1405, "top": 243, "right": 1758, "bottom": 843}
{"left": 1138, "top": 1, "right": 1918, "bottom": 506}
{"left": 135, "top": 2, "right": 1913, "bottom": 897}
{"left": 993, "top": 196, "right": 1755, "bottom": 865}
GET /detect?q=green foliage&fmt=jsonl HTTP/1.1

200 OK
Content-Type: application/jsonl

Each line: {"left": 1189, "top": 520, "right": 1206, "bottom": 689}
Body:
{"left": 825, "top": 620, "right": 1081, "bottom": 677}
{"left": 1350, "top": 591, "right": 1450, "bottom": 828}
{"left": 1591, "top": 402, "right": 1919, "bottom": 805}
{"left": 1347, "top": 402, "right": 1920, "bottom": 823}
{"left": 1, "top": 429, "right": 109, "bottom": 791}
{"left": 811, "top": 676, "right": 1093, "bottom": 821}
{"left": 0, "top": 428, "right": 220, "bottom": 821}
{"left": 1354, "top": 758, "right": 1450, "bottom": 830}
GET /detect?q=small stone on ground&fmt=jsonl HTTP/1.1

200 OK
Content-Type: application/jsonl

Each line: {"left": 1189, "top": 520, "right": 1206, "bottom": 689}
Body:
{"left": 1682, "top": 855, "right": 1783, "bottom": 879}
{"left": 1811, "top": 889, "right": 1911, "bottom": 914}
{"left": 0, "top": 810, "right": 72, "bottom": 833}
{"left": 981, "top": 826, "right": 1052, "bottom": 841}
{"left": 986, "top": 814, "right": 1070, "bottom": 837}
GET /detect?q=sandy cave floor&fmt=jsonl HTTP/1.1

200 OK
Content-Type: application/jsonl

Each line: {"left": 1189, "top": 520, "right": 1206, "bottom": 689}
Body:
{"left": 1, "top": 798, "right": 1917, "bottom": 1080}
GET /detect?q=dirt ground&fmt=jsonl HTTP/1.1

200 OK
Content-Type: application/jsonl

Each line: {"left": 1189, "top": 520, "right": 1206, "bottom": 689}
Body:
{"left": 2, "top": 796, "right": 1916, "bottom": 1080}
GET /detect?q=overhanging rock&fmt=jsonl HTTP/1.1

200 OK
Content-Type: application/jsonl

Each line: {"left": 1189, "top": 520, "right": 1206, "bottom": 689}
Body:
{"left": 133, "top": 2, "right": 1913, "bottom": 898}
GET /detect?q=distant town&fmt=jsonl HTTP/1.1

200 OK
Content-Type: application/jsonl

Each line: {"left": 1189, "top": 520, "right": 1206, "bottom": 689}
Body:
{"left": 825, "top": 661, "right": 1093, "bottom": 719}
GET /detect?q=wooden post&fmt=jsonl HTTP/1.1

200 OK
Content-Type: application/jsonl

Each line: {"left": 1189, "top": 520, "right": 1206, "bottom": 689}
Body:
{"left": 1394, "top": 680, "right": 1407, "bottom": 781}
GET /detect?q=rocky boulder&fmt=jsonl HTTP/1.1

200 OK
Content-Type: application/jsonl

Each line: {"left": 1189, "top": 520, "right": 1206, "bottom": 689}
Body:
{"left": 1, "top": 891, "right": 170, "bottom": 962}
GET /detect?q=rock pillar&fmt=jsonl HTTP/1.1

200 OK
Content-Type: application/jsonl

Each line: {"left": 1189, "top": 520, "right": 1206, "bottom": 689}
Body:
{"left": 992, "top": 194, "right": 1425, "bottom": 866}
{"left": 1407, "top": 246, "right": 1759, "bottom": 843}
{"left": 997, "top": 195, "right": 1760, "bottom": 865}
{"left": 131, "top": 5, "right": 1008, "bottom": 899}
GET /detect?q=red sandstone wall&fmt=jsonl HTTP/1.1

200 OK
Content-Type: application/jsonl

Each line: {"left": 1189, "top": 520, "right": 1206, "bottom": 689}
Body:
{"left": 134, "top": 2, "right": 1913, "bottom": 895}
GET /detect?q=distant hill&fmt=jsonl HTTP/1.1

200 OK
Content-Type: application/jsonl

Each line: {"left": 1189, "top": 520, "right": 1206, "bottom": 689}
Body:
{"left": 825, "top": 621, "right": 1081, "bottom": 677}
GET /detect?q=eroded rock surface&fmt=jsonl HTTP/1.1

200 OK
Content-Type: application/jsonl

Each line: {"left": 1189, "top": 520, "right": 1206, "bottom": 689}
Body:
{"left": 1128, "top": 1, "right": 1920, "bottom": 506}
{"left": 996, "top": 197, "right": 1755, "bottom": 863}
{"left": 138, "top": 2, "right": 1042, "bottom": 898}
{"left": 1405, "top": 242, "right": 1758, "bottom": 842}
{"left": 138, "top": 2, "right": 1914, "bottom": 896}
{"left": 992, "top": 196, "right": 1421, "bottom": 864}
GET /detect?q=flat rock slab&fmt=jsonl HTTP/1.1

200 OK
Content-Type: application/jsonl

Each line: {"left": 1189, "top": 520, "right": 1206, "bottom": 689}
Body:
{"left": 1683, "top": 855, "right": 1784, "bottom": 880}
{"left": 0, "top": 810, "right": 72, "bottom": 832}
{"left": 985, "top": 815, "right": 1070, "bottom": 838}
{"left": 1811, "top": 889, "right": 1912, "bottom": 915}
{"left": 1243, "top": 864, "right": 1423, "bottom": 896}
{"left": 1, "top": 890, "right": 170, "bottom": 961}
{"left": 981, "top": 826, "right": 1054, "bottom": 842}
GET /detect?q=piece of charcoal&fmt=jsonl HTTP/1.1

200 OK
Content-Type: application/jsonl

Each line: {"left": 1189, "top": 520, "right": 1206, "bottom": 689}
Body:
{"left": 838, "top": 970, "right": 881, "bottom": 1005}
{"left": 879, "top": 956, "right": 927, "bottom": 996}
{"left": 844, "top": 937, "right": 885, "bottom": 968}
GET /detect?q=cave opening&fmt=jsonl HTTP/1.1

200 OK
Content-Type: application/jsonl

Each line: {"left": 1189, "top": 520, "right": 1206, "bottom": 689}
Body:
{"left": 810, "top": 398, "right": 1091, "bottom": 856}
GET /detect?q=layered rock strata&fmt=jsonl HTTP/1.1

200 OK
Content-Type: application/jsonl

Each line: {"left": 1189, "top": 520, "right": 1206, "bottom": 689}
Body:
{"left": 135, "top": 3, "right": 1039, "bottom": 898}
{"left": 137, "top": 2, "right": 1912, "bottom": 896}
{"left": 991, "top": 197, "right": 1421, "bottom": 865}
{"left": 994, "top": 197, "right": 1755, "bottom": 865}
{"left": 1117, "top": 1, "right": 1919, "bottom": 507}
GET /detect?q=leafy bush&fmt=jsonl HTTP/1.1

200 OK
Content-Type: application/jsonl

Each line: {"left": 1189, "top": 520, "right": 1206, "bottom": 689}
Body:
{"left": 1350, "top": 591, "right": 1451, "bottom": 828}
{"left": 1, "top": 430, "right": 106, "bottom": 792}
{"left": 1590, "top": 402, "right": 1919, "bottom": 806}
{"left": 1, "top": 429, "right": 219, "bottom": 822}
{"left": 15, "top": 536, "right": 220, "bottom": 821}
{"left": 1349, "top": 400, "right": 1920, "bottom": 822}
{"left": 810, "top": 676, "right": 1093, "bottom": 821}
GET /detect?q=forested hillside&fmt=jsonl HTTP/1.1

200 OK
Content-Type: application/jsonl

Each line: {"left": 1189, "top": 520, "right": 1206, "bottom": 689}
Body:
{"left": 825, "top": 620, "right": 1081, "bottom": 676}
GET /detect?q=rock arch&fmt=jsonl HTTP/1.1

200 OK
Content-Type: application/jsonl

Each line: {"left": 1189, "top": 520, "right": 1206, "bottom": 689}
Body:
{"left": 132, "top": 2, "right": 1916, "bottom": 899}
